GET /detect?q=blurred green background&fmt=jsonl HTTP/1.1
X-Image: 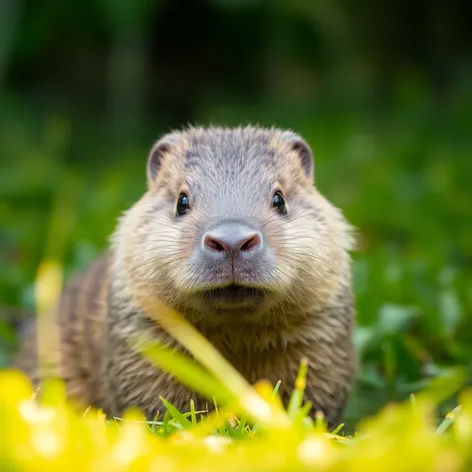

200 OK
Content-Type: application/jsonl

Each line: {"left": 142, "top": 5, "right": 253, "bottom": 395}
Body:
{"left": 1, "top": 0, "right": 471, "bottom": 428}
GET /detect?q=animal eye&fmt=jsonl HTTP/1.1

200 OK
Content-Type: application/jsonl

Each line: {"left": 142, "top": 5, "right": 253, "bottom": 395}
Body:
{"left": 272, "top": 191, "right": 286, "bottom": 214}
{"left": 176, "top": 193, "right": 190, "bottom": 216}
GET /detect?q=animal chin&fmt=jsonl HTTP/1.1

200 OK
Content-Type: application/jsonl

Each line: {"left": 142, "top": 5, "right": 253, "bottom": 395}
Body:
{"left": 199, "top": 284, "right": 266, "bottom": 309}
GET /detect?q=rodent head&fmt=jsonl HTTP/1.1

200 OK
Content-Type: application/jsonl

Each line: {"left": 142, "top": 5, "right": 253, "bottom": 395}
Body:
{"left": 114, "top": 126, "right": 354, "bottom": 325}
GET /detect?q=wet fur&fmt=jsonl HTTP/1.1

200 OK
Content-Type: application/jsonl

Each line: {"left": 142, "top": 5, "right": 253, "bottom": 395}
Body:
{"left": 15, "top": 126, "right": 356, "bottom": 428}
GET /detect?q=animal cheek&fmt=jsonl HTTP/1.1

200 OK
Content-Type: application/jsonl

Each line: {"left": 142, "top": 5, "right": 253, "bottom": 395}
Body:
{"left": 178, "top": 225, "right": 200, "bottom": 259}
{"left": 264, "top": 226, "right": 287, "bottom": 258}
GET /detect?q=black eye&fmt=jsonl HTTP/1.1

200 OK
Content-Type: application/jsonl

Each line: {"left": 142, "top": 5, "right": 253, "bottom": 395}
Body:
{"left": 272, "top": 191, "right": 286, "bottom": 214}
{"left": 176, "top": 193, "right": 190, "bottom": 216}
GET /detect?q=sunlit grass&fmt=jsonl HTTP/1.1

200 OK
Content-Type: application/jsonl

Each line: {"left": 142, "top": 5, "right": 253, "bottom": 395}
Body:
{"left": 2, "top": 363, "right": 472, "bottom": 471}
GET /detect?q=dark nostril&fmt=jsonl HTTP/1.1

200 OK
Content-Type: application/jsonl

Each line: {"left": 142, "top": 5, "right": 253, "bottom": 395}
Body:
{"left": 240, "top": 233, "right": 261, "bottom": 252}
{"left": 204, "top": 235, "right": 226, "bottom": 252}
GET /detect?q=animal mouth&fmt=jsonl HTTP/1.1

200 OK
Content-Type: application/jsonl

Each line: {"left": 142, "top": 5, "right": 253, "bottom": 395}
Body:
{"left": 200, "top": 284, "right": 265, "bottom": 305}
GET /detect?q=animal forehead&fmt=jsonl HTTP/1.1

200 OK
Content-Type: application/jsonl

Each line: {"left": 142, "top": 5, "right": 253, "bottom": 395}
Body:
{"left": 184, "top": 129, "right": 278, "bottom": 171}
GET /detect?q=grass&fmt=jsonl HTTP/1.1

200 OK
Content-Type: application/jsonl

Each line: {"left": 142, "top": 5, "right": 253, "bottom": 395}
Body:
{"left": 6, "top": 383, "right": 472, "bottom": 471}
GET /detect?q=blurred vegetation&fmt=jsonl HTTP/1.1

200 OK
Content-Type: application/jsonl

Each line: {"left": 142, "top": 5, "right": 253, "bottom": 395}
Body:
{"left": 1, "top": 0, "right": 472, "bottom": 430}
{"left": 2, "top": 351, "right": 472, "bottom": 471}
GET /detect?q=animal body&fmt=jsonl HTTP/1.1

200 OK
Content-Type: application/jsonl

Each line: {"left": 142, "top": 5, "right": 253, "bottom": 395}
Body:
{"left": 15, "top": 126, "right": 356, "bottom": 428}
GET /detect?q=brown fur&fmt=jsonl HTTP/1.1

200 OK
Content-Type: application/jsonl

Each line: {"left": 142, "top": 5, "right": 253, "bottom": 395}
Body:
{"left": 15, "top": 126, "right": 356, "bottom": 428}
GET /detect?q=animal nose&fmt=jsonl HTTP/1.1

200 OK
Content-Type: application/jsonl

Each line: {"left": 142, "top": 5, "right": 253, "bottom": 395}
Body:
{"left": 202, "top": 223, "right": 263, "bottom": 258}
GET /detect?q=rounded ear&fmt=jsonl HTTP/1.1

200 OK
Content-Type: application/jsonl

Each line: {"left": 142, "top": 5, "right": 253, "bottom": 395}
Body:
{"left": 147, "top": 134, "right": 179, "bottom": 182}
{"left": 281, "top": 132, "right": 314, "bottom": 181}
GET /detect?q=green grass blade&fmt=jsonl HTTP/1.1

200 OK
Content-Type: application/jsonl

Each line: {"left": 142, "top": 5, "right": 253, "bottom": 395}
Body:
{"left": 135, "top": 338, "right": 235, "bottom": 406}
{"left": 160, "top": 397, "right": 194, "bottom": 429}
{"left": 287, "top": 358, "right": 308, "bottom": 420}
{"left": 436, "top": 406, "right": 462, "bottom": 435}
